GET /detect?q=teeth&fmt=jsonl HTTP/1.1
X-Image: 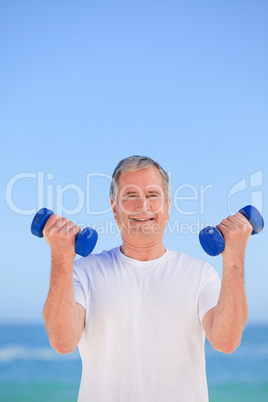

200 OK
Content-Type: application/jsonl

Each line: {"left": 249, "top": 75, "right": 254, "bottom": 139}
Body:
{"left": 132, "top": 218, "right": 153, "bottom": 221}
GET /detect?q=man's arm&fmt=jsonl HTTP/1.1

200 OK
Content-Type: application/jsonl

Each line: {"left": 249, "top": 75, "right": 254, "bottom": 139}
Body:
{"left": 202, "top": 212, "right": 252, "bottom": 354}
{"left": 42, "top": 214, "right": 85, "bottom": 354}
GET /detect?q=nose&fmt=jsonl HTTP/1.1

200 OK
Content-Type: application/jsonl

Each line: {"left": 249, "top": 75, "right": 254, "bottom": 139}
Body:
{"left": 135, "top": 197, "right": 151, "bottom": 212}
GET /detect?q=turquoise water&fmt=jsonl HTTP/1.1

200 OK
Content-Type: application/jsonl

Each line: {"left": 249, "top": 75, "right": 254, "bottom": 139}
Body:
{"left": 0, "top": 324, "right": 267, "bottom": 401}
{"left": 206, "top": 325, "right": 268, "bottom": 402}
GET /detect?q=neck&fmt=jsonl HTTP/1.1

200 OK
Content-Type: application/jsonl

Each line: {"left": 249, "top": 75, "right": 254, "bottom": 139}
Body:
{"left": 120, "top": 237, "right": 166, "bottom": 261}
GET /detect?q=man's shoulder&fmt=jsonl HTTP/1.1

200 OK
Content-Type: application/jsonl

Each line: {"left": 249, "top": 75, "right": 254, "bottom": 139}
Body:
{"left": 73, "top": 247, "right": 119, "bottom": 270}
{"left": 167, "top": 249, "right": 208, "bottom": 266}
{"left": 167, "top": 249, "right": 217, "bottom": 277}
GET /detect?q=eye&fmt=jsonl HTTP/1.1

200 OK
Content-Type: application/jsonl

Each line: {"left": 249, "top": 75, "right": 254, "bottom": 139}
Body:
{"left": 124, "top": 194, "right": 139, "bottom": 199}
{"left": 148, "top": 193, "right": 160, "bottom": 198}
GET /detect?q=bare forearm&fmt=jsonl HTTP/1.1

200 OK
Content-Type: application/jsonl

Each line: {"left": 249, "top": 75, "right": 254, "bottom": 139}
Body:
{"left": 212, "top": 260, "right": 248, "bottom": 353}
{"left": 203, "top": 211, "right": 252, "bottom": 354}
{"left": 43, "top": 255, "right": 82, "bottom": 354}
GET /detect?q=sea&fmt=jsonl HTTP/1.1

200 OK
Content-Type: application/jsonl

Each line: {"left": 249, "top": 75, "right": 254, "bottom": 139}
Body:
{"left": 0, "top": 324, "right": 267, "bottom": 402}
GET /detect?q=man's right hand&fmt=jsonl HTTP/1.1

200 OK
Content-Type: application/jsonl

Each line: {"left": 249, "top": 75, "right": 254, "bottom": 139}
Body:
{"left": 43, "top": 214, "right": 81, "bottom": 262}
{"left": 42, "top": 214, "right": 85, "bottom": 353}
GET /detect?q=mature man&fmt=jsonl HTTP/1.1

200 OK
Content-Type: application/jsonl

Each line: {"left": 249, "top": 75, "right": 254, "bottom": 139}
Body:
{"left": 43, "top": 155, "right": 251, "bottom": 401}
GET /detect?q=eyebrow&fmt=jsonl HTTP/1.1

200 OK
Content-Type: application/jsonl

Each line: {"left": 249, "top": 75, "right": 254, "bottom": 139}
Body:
{"left": 122, "top": 189, "right": 162, "bottom": 196}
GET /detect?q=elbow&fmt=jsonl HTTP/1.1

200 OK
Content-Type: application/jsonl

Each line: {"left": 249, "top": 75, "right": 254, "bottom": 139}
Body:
{"left": 218, "top": 343, "right": 239, "bottom": 355}
{"left": 43, "top": 311, "right": 78, "bottom": 355}
{"left": 212, "top": 339, "right": 241, "bottom": 354}
{"left": 51, "top": 341, "right": 77, "bottom": 355}
{"left": 47, "top": 333, "right": 78, "bottom": 354}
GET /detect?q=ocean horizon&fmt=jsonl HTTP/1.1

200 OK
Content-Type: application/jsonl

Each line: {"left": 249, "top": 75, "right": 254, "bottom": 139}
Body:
{"left": 0, "top": 323, "right": 267, "bottom": 401}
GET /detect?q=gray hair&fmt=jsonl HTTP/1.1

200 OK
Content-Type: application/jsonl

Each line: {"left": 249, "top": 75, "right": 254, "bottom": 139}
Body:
{"left": 110, "top": 155, "right": 171, "bottom": 203}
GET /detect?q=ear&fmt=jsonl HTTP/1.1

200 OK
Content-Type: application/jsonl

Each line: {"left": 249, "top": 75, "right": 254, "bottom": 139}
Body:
{"left": 167, "top": 198, "right": 171, "bottom": 214}
{"left": 111, "top": 199, "right": 116, "bottom": 219}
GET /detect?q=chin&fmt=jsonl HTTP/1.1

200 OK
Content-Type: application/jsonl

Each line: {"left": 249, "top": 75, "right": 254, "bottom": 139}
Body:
{"left": 128, "top": 222, "right": 162, "bottom": 236}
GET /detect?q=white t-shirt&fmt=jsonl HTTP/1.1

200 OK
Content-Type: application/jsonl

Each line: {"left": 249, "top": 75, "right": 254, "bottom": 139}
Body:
{"left": 73, "top": 247, "right": 221, "bottom": 402}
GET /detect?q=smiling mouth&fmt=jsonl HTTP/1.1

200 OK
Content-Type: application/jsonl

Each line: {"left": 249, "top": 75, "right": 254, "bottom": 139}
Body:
{"left": 131, "top": 217, "right": 155, "bottom": 222}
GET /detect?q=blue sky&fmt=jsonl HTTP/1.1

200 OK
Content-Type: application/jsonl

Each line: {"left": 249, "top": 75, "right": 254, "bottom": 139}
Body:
{"left": 1, "top": 0, "right": 267, "bottom": 323}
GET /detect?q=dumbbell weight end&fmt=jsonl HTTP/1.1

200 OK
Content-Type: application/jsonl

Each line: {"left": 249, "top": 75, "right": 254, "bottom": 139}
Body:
{"left": 31, "top": 208, "right": 54, "bottom": 238}
{"left": 31, "top": 208, "right": 98, "bottom": 257}
{"left": 199, "top": 205, "right": 264, "bottom": 257}
{"left": 199, "top": 227, "right": 225, "bottom": 257}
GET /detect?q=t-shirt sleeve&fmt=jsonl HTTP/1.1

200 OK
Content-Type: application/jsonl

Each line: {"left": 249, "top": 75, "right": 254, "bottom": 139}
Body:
{"left": 73, "top": 261, "right": 88, "bottom": 310}
{"left": 198, "top": 262, "right": 221, "bottom": 323}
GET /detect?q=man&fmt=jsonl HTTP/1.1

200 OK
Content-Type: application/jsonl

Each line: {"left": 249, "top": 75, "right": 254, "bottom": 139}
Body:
{"left": 43, "top": 155, "right": 251, "bottom": 401}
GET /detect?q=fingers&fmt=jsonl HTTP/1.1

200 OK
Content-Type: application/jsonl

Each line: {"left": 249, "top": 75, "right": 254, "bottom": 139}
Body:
{"left": 217, "top": 213, "right": 252, "bottom": 235}
{"left": 215, "top": 212, "right": 253, "bottom": 263}
{"left": 41, "top": 213, "right": 82, "bottom": 261}
{"left": 43, "top": 214, "right": 81, "bottom": 243}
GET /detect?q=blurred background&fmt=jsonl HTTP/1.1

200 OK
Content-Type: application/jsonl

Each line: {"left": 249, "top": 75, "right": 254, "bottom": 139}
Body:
{"left": 1, "top": 0, "right": 267, "bottom": 401}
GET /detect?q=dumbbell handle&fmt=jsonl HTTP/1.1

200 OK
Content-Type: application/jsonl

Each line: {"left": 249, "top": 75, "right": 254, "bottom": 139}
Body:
{"left": 31, "top": 208, "right": 98, "bottom": 257}
{"left": 199, "top": 205, "right": 264, "bottom": 256}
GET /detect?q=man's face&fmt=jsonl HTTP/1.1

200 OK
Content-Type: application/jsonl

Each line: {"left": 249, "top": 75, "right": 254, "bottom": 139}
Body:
{"left": 111, "top": 166, "right": 171, "bottom": 240}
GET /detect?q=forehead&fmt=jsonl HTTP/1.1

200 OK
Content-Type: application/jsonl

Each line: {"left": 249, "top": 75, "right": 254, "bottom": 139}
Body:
{"left": 118, "top": 166, "right": 164, "bottom": 190}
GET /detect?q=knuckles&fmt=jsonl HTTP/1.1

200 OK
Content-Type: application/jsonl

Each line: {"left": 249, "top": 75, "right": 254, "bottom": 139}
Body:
{"left": 218, "top": 216, "right": 252, "bottom": 240}
{"left": 42, "top": 216, "right": 81, "bottom": 259}
{"left": 44, "top": 217, "right": 79, "bottom": 243}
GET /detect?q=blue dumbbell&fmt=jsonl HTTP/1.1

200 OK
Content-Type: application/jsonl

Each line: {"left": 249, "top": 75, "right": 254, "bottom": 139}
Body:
{"left": 199, "top": 205, "right": 264, "bottom": 256}
{"left": 31, "top": 208, "right": 98, "bottom": 257}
